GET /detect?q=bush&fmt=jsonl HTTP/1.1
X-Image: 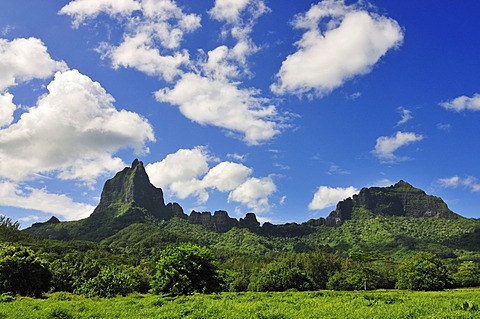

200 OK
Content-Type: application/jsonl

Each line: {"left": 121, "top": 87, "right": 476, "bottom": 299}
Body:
{"left": 327, "top": 269, "right": 365, "bottom": 291}
{"left": 76, "top": 265, "right": 145, "bottom": 298}
{"left": 248, "top": 261, "right": 312, "bottom": 292}
{"left": 0, "top": 244, "right": 51, "bottom": 297}
{"left": 453, "top": 261, "right": 480, "bottom": 287}
{"left": 151, "top": 243, "right": 222, "bottom": 296}
{"left": 396, "top": 252, "right": 450, "bottom": 290}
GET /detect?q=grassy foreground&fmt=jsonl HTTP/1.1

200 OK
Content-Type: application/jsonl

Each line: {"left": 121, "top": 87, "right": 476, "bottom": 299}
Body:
{"left": 0, "top": 289, "right": 479, "bottom": 319}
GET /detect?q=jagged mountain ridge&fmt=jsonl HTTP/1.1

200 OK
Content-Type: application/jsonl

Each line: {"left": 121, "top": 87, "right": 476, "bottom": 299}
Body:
{"left": 324, "top": 180, "right": 459, "bottom": 227}
{"left": 26, "top": 160, "right": 461, "bottom": 241}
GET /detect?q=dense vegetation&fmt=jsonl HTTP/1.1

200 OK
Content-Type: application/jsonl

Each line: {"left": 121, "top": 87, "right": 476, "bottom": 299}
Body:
{"left": 1, "top": 212, "right": 480, "bottom": 299}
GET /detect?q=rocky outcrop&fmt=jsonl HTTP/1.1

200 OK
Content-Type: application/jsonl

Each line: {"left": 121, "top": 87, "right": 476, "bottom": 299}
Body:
{"left": 90, "top": 159, "right": 174, "bottom": 222}
{"left": 188, "top": 210, "right": 239, "bottom": 233}
{"left": 31, "top": 216, "right": 60, "bottom": 228}
{"left": 325, "top": 180, "right": 459, "bottom": 226}
{"left": 239, "top": 213, "right": 260, "bottom": 232}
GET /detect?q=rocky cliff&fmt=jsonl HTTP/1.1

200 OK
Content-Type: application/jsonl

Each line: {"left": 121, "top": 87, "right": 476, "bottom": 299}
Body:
{"left": 324, "top": 180, "right": 459, "bottom": 226}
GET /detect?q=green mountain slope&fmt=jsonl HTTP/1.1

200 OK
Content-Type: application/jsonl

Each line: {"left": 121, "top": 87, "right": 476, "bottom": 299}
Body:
{"left": 21, "top": 160, "right": 479, "bottom": 264}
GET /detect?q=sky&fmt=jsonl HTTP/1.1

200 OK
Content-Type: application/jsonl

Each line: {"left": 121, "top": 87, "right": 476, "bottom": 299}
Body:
{"left": 0, "top": 0, "right": 479, "bottom": 228}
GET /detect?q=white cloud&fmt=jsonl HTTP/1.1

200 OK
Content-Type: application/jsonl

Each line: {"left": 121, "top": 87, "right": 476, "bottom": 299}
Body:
{"left": 156, "top": 72, "right": 283, "bottom": 145}
{"left": 62, "top": 0, "right": 201, "bottom": 81}
{"left": 227, "top": 152, "right": 248, "bottom": 162}
{"left": 0, "top": 93, "right": 16, "bottom": 127}
{"left": 209, "top": 0, "right": 269, "bottom": 62}
{"left": 308, "top": 185, "right": 358, "bottom": 210}
{"left": 372, "top": 131, "right": 424, "bottom": 162}
{"left": 0, "top": 69, "right": 155, "bottom": 183}
{"left": 99, "top": 34, "right": 190, "bottom": 82}
{"left": 271, "top": 0, "right": 403, "bottom": 97}
{"left": 146, "top": 147, "right": 276, "bottom": 212}
{"left": 202, "top": 162, "right": 252, "bottom": 192}
{"left": 0, "top": 37, "right": 67, "bottom": 91}
{"left": 59, "top": 0, "right": 141, "bottom": 27}
{"left": 437, "top": 175, "right": 480, "bottom": 192}
{"left": 228, "top": 176, "right": 276, "bottom": 212}
{"left": 145, "top": 147, "right": 210, "bottom": 201}
{"left": 209, "top": 0, "right": 251, "bottom": 23}
{"left": 0, "top": 181, "right": 95, "bottom": 221}
{"left": 440, "top": 93, "right": 480, "bottom": 112}
{"left": 396, "top": 107, "right": 412, "bottom": 126}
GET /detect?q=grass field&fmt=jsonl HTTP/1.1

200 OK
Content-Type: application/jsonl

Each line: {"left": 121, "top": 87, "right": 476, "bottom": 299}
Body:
{"left": 0, "top": 289, "right": 479, "bottom": 319}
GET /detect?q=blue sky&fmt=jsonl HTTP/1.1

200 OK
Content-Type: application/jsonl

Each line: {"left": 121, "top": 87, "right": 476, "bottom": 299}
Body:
{"left": 0, "top": 0, "right": 479, "bottom": 228}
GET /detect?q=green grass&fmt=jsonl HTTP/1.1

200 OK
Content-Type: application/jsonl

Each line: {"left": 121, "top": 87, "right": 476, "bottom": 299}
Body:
{"left": 0, "top": 290, "right": 479, "bottom": 319}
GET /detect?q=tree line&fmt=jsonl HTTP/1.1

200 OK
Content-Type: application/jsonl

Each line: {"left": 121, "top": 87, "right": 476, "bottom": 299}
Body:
{"left": 1, "top": 241, "right": 479, "bottom": 298}
{"left": 1, "top": 215, "right": 480, "bottom": 298}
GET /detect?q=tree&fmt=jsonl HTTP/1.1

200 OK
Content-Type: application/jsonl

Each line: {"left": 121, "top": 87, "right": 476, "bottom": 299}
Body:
{"left": 0, "top": 244, "right": 51, "bottom": 297}
{"left": 299, "top": 250, "right": 341, "bottom": 289}
{"left": 348, "top": 250, "right": 384, "bottom": 290}
{"left": 453, "top": 261, "right": 480, "bottom": 287}
{"left": 151, "top": 243, "right": 222, "bottom": 296}
{"left": 0, "top": 216, "right": 21, "bottom": 242}
{"left": 248, "top": 260, "right": 312, "bottom": 292}
{"left": 396, "top": 252, "right": 450, "bottom": 291}
{"left": 76, "top": 265, "right": 148, "bottom": 298}
{"left": 327, "top": 269, "right": 365, "bottom": 291}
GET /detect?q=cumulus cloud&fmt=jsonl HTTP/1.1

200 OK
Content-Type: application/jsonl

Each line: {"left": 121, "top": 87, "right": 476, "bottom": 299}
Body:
{"left": 145, "top": 147, "right": 211, "bottom": 201}
{"left": 440, "top": 93, "right": 480, "bottom": 112}
{"left": 61, "top": 0, "right": 201, "bottom": 81}
{"left": 228, "top": 176, "right": 276, "bottom": 212}
{"left": 0, "top": 181, "right": 95, "bottom": 221}
{"left": 59, "top": 0, "right": 141, "bottom": 27}
{"left": 271, "top": 0, "right": 403, "bottom": 97}
{"left": 209, "top": 0, "right": 269, "bottom": 62}
{"left": 156, "top": 73, "right": 283, "bottom": 145}
{"left": 209, "top": 0, "right": 251, "bottom": 23}
{"left": 372, "top": 131, "right": 423, "bottom": 162}
{"left": 100, "top": 34, "right": 190, "bottom": 81}
{"left": 0, "top": 37, "right": 67, "bottom": 91}
{"left": 0, "top": 93, "right": 16, "bottom": 127}
{"left": 308, "top": 185, "right": 358, "bottom": 210}
{"left": 437, "top": 175, "right": 480, "bottom": 192}
{"left": 146, "top": 147, "right": 276, "bottom": 212}
{"left": 0, "top": 69, "right": 155, "bottom": 183}
{"left": 203, "top": 162, "right": 252, "bottom": 192}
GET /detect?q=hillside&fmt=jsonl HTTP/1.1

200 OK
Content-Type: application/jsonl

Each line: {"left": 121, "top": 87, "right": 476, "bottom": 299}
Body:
{"left": 19, "top": 160, "right": 479, "bottom": 264}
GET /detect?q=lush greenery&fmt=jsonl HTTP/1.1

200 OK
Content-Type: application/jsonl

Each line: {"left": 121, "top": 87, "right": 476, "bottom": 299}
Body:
{"left": 396, "top": 252, "right": 451, "bottom": 291}
{"left": 0, "top": 213, "right": 480, "bottom": 298}
{"left": 0, "top": 290, "right": 480, "bottom": 319}
{"left": 151, "top": 243, "right": 222, "bottom": 296}
{"left": 0, "top": 243, "right": 51, "bottom": 297}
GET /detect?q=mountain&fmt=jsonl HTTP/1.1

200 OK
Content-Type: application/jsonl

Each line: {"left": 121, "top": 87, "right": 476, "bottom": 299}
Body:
{"left": 27, "top": 159, "right": 182, "bottom": 241}
{"left": 24, "top": 161, "right": 462, "bottom": 242}
{"left": 324, "top": 180, "right": 459, "bottom": 226}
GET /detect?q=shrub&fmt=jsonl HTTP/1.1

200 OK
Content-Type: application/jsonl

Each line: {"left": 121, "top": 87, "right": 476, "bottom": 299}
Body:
{"left": 151, "top": 243, "right": 222, "bottom": 296}
{"left": 76, "top": 265, "right": 141, "bottom": 298}
{"left": 452, "top": 261, "right": 480, "bottom": 287}
{"left": 396, "top": 252, "right": 450, "bottom": 290}
{"left": 0, "top": 244, "right": 51, "bottom": 297}
{"left": 248, "top": 261, "right": 312, "bottom": 292}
